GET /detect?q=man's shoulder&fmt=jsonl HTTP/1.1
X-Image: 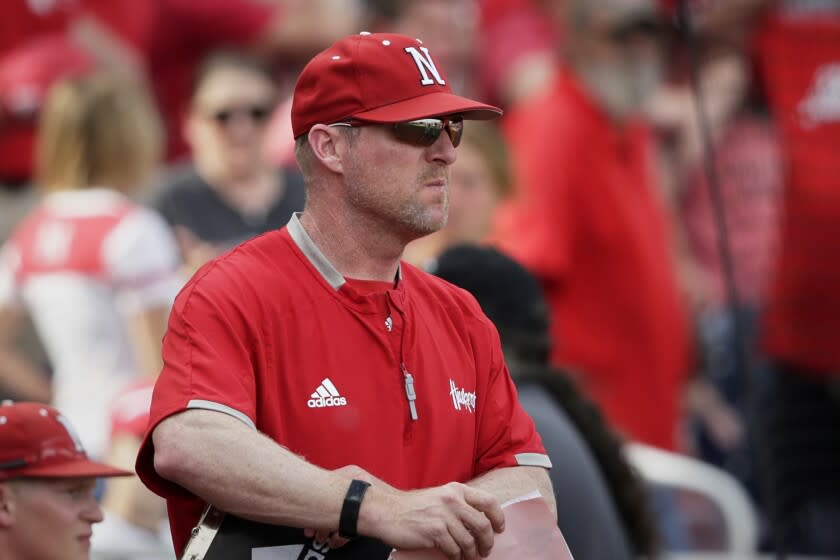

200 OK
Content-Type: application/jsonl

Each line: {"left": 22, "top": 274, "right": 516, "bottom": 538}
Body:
{"left": 503, "top": 75, "right": 589, "bottom": 162}
{"left": 509, "top": 73, "right": 575, "bottom": 123}
{"left": 149, "top": 167, "right": 212, "bottom": 210}
{"left": 179, "top": 228, "right": 299, "bottom": 298}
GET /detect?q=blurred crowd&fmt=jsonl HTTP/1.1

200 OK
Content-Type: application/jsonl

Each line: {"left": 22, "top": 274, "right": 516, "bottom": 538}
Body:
{"left": 0, "top": 0, "right": 838, "bottom": 558}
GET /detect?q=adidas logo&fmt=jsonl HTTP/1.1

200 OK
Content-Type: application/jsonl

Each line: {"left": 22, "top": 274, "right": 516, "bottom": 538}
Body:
{"left": 307, "top": 378, "right": 348, "bottom": 408}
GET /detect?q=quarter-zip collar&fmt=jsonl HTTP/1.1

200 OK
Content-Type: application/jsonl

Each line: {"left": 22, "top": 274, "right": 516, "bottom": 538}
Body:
{"left": 286, "top": 213, "right": 406, "bottom": 313}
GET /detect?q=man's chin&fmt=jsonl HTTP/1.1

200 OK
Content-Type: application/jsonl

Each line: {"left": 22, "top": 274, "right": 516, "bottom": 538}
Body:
{"left": 403, "top": 215, "right": 447, "bottom": 241}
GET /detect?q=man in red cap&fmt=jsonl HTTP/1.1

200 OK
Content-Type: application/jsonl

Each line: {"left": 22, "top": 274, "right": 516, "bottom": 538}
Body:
{"left": 137, "top": 32, "right": 554, "bottom": 559}
{"left": 0, "top": 401, "right": 131, "bottom": 560}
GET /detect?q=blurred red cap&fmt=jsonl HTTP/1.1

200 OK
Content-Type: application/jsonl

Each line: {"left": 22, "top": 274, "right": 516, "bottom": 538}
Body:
{"left": 0, "top": 401, "right": 131, "bottom": 481}
{"left": 291, "top": 32, "right": 501, "bottom": 138}
{"left": 0, "top": 34, "right": 94, "bottom": 181}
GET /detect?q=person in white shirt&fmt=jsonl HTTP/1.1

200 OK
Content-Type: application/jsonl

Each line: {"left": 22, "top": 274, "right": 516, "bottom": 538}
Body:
{"left": 0, "top": 71, "right": 182, "bottom": 458}
{"left": 91, "top": 381, "right": 173, "bottom": 560}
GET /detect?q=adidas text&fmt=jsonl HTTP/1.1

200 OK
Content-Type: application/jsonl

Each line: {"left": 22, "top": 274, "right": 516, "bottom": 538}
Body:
{"left": 307, "top": 396, "right": 347, "bottom": 408}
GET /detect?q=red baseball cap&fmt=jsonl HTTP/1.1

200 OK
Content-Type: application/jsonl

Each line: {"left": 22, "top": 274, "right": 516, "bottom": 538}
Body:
{"left": 0, "top": 401, "right": 132, "bottom": 481}
{"left": 291, "top": 32, "right": 502, "bottom": 138}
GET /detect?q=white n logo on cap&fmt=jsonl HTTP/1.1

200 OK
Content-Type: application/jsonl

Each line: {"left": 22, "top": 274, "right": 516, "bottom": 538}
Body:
{"left": 404, "top": 46, "right": 446, "bottom": 86}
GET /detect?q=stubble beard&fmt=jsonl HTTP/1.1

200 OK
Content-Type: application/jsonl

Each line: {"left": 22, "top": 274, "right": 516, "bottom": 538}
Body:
{"left": 346, "top": 168, "right": 450, "bottom": 240}
{"left": 578, "top": 55, "right": 662, "bottom": 119}
{"left": 398, "top": 182, "right": 449, "bottom": 237}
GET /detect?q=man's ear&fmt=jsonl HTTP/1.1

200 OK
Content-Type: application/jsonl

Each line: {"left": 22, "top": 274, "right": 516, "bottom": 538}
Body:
{"left": 0, "top": 482, "right": 17, "bottom": 528}
{"left": 308, "top": 124, "right": 349, "bottom": 175}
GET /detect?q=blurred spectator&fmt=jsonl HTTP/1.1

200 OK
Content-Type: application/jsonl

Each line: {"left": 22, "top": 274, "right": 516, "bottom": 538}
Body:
{"left": 91, "top": 381, "right": 172, "bottom": 559}
{"left": 150, "top": 50, "right": 306, "bottom": 274}
{"left": 403, "top": 121, "right": 512, "bottom": 267}
{"left": 682, "top": 110, "right": 781, "bottom": 481}
{"left": 743, "top": 0, "right": 840, "bottom": 555}
{"left": 649, "top": 28, "right": 783, "bottom": 496}
{"left": 673, "top": 0, "right": 840, "bottom": 553}
{"left": 0, "top": 72, "right": 182, "bottom": 457}
{"left": 493, "top": 0, "right": 692, "bottom": 450}
{"left": 0, "top": 401, "right": 132, "bottom": 560}
{"left": 476, "top": 0, "right": 561, "bottom": 108}
{"left": 432, "top": 245, "right": 657, "bottom": 559}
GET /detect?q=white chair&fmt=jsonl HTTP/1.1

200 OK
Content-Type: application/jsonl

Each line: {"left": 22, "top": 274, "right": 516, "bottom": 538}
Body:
{"left": 624, "top": 442, "right": 759, "bottom": 555}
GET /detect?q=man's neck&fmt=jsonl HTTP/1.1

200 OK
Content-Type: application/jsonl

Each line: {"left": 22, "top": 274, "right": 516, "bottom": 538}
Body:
{"left": 298, "top": 204, "right": 406, "bottom": 282}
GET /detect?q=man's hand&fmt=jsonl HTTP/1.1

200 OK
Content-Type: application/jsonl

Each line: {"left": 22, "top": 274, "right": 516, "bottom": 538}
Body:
{"left": 361, "top": 482, "right": 505, "bottom": 560}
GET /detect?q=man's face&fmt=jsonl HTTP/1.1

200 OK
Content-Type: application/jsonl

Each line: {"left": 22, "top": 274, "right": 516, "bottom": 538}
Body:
{"left": 341, "top": 122, "right": 458, "bottom": 241}
{"left": 186, "top": 66, "right": 276, "bottom": 180}
{"left": 445, "top": 141, "right": 502, "bottom": 244}
{"left": 4, "top": 478, "right": 103, "bottom": 560}
{"left": 576, "top": 20, "right": 664, "bottom": 119}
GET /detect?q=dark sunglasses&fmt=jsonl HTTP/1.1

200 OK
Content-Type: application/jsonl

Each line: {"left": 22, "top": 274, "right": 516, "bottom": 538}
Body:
{"left": 332, "top": 117, "right": 464, "bottom": 148}
{"left": 210, "top": 105, "right": 271, "bottom": 125}
{"left": 608, "top": 19, "right": 666, "bottom": 44}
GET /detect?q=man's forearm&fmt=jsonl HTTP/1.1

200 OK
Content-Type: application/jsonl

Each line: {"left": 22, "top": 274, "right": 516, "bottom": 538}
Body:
{"left": 153, "top": 409, "right": 352, "bottom": 530}
{"left": 154, "top": 411, "right": 510, "bottom": 557}
{"left": 467, "top": 466, "right": 556, "bottom": 520}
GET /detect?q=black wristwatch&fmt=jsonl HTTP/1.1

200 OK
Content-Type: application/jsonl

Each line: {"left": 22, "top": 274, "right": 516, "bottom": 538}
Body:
{"left": 338, "top": 479, "right": 371, "bottom": 539}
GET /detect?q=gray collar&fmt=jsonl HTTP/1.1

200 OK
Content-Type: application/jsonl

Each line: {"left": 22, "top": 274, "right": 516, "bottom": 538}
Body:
{"left": 286, "top": 213, "right": 403, "bottom": 290}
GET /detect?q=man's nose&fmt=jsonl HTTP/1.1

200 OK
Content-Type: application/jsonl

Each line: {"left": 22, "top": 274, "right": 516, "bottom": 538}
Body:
{"left": 427, "top": 129, "right": 457, "bottom": 166}
{"left": 80, "top": 497, "right": 105, "bottom": 524}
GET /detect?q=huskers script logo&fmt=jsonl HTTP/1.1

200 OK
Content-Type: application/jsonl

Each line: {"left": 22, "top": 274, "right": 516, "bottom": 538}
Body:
{"left": 449, "top": 379, "right": 476, "bottom": 414}
{"left": 404, "top": 46, "right": 446, "bottom": 86}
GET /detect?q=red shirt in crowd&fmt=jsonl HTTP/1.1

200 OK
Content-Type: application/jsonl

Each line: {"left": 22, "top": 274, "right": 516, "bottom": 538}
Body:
{"left": 475, "top": 0, "right": 559, "bottom": 105}
{"left": 494, "top": 71, "right": 691, "bottom": 450}
{"left": 681, "top": 115, "right": 783, "bottom": 308}
{"left": 0, "top": 0, "right": 78, "bottom": 55}
{"left": 136, "top": 215, "right": 550, "bottom": 554}
{"left": 755, "top": 5, "right": 840, "bottom": 375}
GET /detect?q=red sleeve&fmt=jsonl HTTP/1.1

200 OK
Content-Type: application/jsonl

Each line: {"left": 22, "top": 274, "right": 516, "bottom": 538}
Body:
{"left": 135, "top": 260, "right": 264, "bottom": 498}
{"left": 165, "top": 0, "right": 277, "bottom": 47}
{"left": 473, "top": 315, "right": 551, "bottom": 474}
{"left": 492, "top": 98, "right": 577, "bottom": 284}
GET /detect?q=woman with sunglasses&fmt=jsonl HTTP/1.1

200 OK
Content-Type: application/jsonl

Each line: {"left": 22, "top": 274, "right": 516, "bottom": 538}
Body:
{"left": 151, "top": 50, "right": 306, "bottom": 275}
{"left": 137, "top": 33, "right": 556, "bottom": 560}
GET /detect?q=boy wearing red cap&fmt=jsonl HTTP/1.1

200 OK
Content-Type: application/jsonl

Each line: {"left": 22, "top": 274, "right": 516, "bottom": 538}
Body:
{"left": 137, "top": 32, "right": 554, "bottom": 559}
{"left": 0, "top": 401, "right": 131, "bottom": 560}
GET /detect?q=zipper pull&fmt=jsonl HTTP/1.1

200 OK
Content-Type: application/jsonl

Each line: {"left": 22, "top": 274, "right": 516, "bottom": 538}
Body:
{"left": 402, "top": 364, "right": 418, "bottom": 421}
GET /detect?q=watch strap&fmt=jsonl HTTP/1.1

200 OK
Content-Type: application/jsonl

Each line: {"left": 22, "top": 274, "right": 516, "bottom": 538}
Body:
{"left": 338, "top": 479, "right": 371, "bottom": 539}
